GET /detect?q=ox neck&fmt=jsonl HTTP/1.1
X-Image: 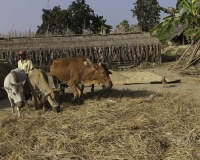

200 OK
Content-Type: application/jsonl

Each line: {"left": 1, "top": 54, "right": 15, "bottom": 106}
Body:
{"left": 80, "top": 64, "right": 96, "bottom": 80}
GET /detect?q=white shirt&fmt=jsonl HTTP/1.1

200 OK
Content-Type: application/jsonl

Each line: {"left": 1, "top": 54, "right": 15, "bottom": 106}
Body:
{"left": 18, "top": 59, "right": 33, "bottom": 74}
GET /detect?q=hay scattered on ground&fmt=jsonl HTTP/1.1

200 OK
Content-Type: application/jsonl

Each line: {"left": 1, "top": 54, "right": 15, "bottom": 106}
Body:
{"left": 0, "top": 89, "right": 200, "bottom": 160}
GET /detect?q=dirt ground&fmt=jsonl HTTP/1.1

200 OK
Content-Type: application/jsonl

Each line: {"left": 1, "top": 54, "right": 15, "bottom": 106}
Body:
{"left": 2, "top": 61, "right": 200, "bottom": 159}
{"left": 1, "top": 61, "right": 200, "bottom": 118}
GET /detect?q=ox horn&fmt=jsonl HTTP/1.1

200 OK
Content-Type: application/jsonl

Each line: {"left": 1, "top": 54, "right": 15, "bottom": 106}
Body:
{"left": 85, "top": 58, "right": 93, "bottom": 65}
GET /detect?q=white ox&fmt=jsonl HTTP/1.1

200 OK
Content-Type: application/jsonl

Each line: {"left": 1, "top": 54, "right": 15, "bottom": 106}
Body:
{"left": 28, "top": 69, "right": 60, "bottom": 113}
{"left": 2, "top": 68, "right": 27, "bottom": 117}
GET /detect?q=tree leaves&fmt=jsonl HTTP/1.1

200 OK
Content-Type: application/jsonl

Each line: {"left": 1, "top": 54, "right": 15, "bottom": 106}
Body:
{"left": 131, "top": 0, "right": 161, "bottom": 32}
{"left": 151, "top": 0, "right": 200, "bottom": 42}
{"left": 115, "top": 20, "right": 130, "bottom": 32}
{"left": 36, "top": 0, "right": 112, "bottom": 35}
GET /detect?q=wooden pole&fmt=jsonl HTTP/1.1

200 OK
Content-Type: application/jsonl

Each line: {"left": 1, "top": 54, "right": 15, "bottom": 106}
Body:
{"left": 173, "top": 41, "right": 194, "bottom": 69}
{"left": 186, "top": 55, "right": 200, "bottom": 69}
{"left": 184, "top": 39, "right": 200, "bottom": 69}
{"left": 186, "top": 39, "right": 200, "bottom": 66}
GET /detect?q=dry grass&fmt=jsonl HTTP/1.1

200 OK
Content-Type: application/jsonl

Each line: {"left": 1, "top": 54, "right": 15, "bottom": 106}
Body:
{"left": 0, "top": 89, "right": 200, "bottom": 160}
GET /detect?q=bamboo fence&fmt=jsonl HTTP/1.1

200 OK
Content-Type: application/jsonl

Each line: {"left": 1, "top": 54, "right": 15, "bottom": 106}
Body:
{"left": 0, "top": 32, "right": 161, "bottom": 68}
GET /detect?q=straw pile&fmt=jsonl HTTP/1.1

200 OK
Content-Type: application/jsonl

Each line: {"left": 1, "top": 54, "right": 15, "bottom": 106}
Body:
{"left": 0, "top": 89, "right": 200, "bottom": 159}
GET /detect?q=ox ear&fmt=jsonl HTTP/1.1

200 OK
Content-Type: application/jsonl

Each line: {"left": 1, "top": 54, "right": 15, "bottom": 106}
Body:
{"left": 108, "top": 71, "right": 112, "bottom": 74}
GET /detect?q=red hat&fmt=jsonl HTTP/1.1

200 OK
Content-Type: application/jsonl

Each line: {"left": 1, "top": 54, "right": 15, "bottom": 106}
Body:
{"left": 19, "top": 50, "right": 26, "bottom": 55}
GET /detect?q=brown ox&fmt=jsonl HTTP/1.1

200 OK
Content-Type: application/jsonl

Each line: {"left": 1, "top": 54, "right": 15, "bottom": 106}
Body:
{"left": 50, "top": 54, "right": 113, "bottom": 101}
{"left": 28, "top": 69, "right": 60, "bottom": 112}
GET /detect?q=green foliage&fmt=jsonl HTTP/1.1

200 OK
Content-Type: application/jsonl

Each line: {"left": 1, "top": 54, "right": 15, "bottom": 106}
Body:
{"left": 36, "top": 6, "right": 69, "bottom": 35}
{"left": 151, "top": 13, "right": 181, "bottom": 40}
{"left": 131, "top": 0, "right": 161, "bottom": 32}
{"left": 116, "top": 19, "right": 130, "bottom": 32}
{"left": 36, "top": 0, "right": 112, "bottom": 35}
{"left": 151, "top": 0, "right": 200, "bottom": 42}
{"left": 67, "top": 0, "right": 94, "bottom": 34}
{"left": 90, "top": 15, "right": 112, "bottom": 34}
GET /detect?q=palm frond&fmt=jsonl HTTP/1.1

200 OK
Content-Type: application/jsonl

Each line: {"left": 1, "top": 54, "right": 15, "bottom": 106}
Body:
{"left": 150, "top": 21, "right": 166, "bottom": 34}
{"left": 182, "top": 0, "right": 192, "bottom": 10}
{"left": 184, "top": 27, "right": 200, "bottom": 36}
{"left": 184, "top": 24, "right": 194, "bottom": 31}
{"left": 176, "top": 0, "right": 183, "bottom": 10}
{"left": 193, "top": 29, "right": 200, "bottom": 41}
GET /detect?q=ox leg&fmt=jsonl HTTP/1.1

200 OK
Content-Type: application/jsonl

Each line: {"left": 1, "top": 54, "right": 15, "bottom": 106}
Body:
{"left": 17, "top": 107, "right": 21, "bottom": 117}
{"left": 76, "top": 83, "right": 84, "bottom": 97}
{"left": 42, "top": 96, "right": 47, "bottom": 113}
{"left": 68, "top": 81, "right": 79, "bottom": 103}
{"left": 33, "top": 95, "right": 39, "bottom": 110}
{"left": 11, "top": 106, "right": 15, "bottom": 114}
{"left": 91, "top": 84, "right": 94, "bottom": 93}
{"left": 8, "top": 97, "right": 15, "bottom": 114}
{"left": 61, "top": 85, "right": 65, "bottom": 96}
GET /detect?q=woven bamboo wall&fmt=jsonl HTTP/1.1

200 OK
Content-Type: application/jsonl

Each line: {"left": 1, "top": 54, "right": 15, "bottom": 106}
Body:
{"left": 0, "top": 32, "right": 161, "bottom": 67}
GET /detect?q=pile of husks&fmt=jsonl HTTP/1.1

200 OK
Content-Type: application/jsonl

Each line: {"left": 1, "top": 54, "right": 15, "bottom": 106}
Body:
{"left": 0, "top": 89, "right": 200, "bottom": 159}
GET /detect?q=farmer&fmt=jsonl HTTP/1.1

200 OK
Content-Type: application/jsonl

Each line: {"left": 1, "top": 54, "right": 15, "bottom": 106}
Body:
{"left": 18, "top": 50, "right": 34, "bottom": 100}
{"left": 18, "top": 50, "right": 34, "bottom": 74}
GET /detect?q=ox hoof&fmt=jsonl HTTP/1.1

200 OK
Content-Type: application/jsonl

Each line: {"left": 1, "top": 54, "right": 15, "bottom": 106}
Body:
{"left": 52, "top": 106, "right": 60, "bottom": 113}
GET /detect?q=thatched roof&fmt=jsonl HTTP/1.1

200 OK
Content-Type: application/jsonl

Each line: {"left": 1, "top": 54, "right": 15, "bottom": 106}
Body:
{"left": 166, "top": 24, "right": 187, "bottom": 41}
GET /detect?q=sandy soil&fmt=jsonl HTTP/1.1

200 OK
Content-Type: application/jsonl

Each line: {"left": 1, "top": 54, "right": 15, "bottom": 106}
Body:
{"left": 1, "top": 63, "right": 200, "bottom": 118}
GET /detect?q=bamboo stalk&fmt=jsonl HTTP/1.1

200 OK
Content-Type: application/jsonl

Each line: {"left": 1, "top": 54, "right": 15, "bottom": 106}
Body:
{"left": 186, "top": 39, "right": 200, "bottom": 65}
{"left": 184, "top": 40, "right": 200, "bottom": 69}
{"left": 173, "top": 41, "right": 194, "bottom": 69}
{"left": 186, "top": 55, "right": 200, "bottom": 69}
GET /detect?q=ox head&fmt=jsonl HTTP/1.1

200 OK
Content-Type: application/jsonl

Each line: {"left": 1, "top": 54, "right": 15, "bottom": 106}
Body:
{"left": 42, "top": 88, "right": 60, "bottom": 113}
{"left": 2, "top": 80, "right": 26, "bottom": 108}
{"left": 93, "top": 63, "right": 113, "bottom": 90}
